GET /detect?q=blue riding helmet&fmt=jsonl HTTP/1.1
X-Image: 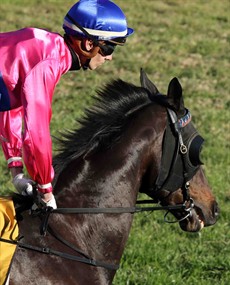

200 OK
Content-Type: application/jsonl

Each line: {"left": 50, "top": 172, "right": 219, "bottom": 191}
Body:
{"left": 63, "top": 0, "right": 134, "bottom": 45}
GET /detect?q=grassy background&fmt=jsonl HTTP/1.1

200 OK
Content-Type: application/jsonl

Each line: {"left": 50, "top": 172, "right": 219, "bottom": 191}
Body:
{"left": 0, "top": 1, "right": 229, "bottom": 284}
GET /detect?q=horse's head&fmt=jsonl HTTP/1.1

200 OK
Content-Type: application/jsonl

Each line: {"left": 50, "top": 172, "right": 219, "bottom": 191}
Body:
{"left": 140, "top": 69, "right": 219, "bottom": 232}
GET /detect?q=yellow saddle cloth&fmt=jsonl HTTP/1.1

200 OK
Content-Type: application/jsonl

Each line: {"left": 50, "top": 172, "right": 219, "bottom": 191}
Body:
{"left": 0, "top": 197, "right": 19, "bottom": 285}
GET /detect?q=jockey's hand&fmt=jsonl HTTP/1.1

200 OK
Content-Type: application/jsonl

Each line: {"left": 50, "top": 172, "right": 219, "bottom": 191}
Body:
{"left": 12, "top": 173, "right": 35, "bottom": 196}
{"left": 42, "top": 193, "right": 57, "bottom": 209}
{"left": 31, "top": 193, "right": 57, "bottom": 210}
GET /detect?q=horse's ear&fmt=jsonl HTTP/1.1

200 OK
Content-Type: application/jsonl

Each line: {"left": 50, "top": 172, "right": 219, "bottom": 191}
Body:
{"left": 140, "top": 68, "right": 159, "bottom": 95}
{"left": 167, "top": 77, "right": 185, "bottom": 112}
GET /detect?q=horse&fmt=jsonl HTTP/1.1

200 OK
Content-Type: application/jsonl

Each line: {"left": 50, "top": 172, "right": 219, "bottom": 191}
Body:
{"left": 8, "top": 69, "right": 218, "bottom": 285}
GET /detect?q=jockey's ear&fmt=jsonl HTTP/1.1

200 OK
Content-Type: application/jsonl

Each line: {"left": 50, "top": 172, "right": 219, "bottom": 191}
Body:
{"left": 83, "top": 39, "right": 95, "bottom": 52}
{"left": 69, "top": 36, "right": 100, "bottom": 59}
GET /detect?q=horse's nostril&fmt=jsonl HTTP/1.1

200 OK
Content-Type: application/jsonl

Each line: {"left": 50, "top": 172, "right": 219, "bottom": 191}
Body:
{"left": 213, "top": 201, "right": 220, "bottom": 218}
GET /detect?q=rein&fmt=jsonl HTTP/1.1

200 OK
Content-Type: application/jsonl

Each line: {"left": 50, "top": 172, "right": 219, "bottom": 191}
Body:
{"left": 51, "top": 202, "right": 187, "bottom": 214}
{"left": 38, "top": 200, "right": 192, "bottom": 236}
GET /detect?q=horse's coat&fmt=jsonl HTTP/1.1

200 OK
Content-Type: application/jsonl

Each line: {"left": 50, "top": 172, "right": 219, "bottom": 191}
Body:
{"left": 9, "top": 70, "right": 218, "bottom": 285}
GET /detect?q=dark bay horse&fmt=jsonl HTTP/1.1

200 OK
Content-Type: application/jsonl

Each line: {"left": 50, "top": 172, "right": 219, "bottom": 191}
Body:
{"left": 9, "top": 70, "right": 218, "bottom": 285}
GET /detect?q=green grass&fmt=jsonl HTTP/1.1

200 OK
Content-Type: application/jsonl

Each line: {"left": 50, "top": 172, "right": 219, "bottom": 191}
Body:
{"left": 0, "top": 1, "right": 229, "bottom": 284}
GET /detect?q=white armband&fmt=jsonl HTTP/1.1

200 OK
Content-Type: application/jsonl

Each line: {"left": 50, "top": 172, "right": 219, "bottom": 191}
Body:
{"left": 7, "top": 157, "right": 23, "bottom": 165}
{"left": 38, "top": 183, "right": 52, "bottom": 189}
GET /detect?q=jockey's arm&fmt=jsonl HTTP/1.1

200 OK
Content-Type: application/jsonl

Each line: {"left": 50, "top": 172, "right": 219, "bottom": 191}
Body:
{"left": 21, "top": 60, "right": 58, "bottom": 197}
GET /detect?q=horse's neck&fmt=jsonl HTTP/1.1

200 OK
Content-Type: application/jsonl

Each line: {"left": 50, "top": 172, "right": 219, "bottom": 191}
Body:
{"left": 51, "top": 104, "right": 164, "bottom": 282}
{"left": 53, "top": 135, "right": 152, "bottom": 270}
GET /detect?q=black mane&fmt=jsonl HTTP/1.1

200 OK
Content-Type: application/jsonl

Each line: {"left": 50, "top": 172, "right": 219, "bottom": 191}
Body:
{"left": 53, "top": 79, "right": 151, "bottom": 176}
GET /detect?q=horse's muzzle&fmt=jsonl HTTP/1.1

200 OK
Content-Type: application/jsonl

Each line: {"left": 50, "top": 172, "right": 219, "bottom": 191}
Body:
{"left": 179, "top": 200, "right": 219, "bottom": 232}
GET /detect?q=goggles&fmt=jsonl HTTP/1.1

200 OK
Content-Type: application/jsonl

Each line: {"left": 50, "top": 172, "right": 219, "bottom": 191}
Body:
{"left": 99, "top": 42, "right": 116, "bottom": 56}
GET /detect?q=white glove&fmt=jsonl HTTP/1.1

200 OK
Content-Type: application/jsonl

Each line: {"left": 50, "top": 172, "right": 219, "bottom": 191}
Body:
{"left": 12, "top": 173, "right": 35, "bottom": 196}
{"left": 45, "top": 194, "right": 57, "bottom": 209}
{"left": 31, "top": 194, "right": 57, "bottom": 210}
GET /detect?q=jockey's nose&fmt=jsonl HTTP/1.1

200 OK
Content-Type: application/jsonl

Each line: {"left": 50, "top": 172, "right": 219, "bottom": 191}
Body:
{"left": 105, "top": 54, "right": 113, "bottom": 61}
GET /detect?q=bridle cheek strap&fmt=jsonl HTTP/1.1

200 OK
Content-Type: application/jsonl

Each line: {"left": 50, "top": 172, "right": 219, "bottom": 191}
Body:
{"left": 151, "top": 108, "right": 198, "bottom": 203}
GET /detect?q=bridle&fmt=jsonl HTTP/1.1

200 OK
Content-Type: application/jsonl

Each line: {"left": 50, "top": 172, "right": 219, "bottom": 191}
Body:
{"left": 1, "top": 104, "right": 201, "bottom": 271}
{"left": 153, "top": 107, "right": 195, "bottom": 223}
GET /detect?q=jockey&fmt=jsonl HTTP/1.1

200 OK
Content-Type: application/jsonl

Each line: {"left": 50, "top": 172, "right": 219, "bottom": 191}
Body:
{"left": 0, "top": 0, "right": 134, "bottom": 209}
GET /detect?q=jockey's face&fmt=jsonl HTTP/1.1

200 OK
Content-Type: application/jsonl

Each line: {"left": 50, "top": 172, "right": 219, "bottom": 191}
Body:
{"left": 68, "top": 37, "right": 114, "bottom": 70}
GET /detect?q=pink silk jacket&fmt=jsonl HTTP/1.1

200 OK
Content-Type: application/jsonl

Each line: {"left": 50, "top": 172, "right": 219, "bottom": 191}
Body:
{"left": 0, "top": 28, "right": 72, "bottom": 193}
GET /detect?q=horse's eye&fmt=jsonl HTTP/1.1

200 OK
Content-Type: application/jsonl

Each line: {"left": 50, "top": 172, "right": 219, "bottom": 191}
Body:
{"left": 189, "top": 135, "right": 204, "bottom": 166}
